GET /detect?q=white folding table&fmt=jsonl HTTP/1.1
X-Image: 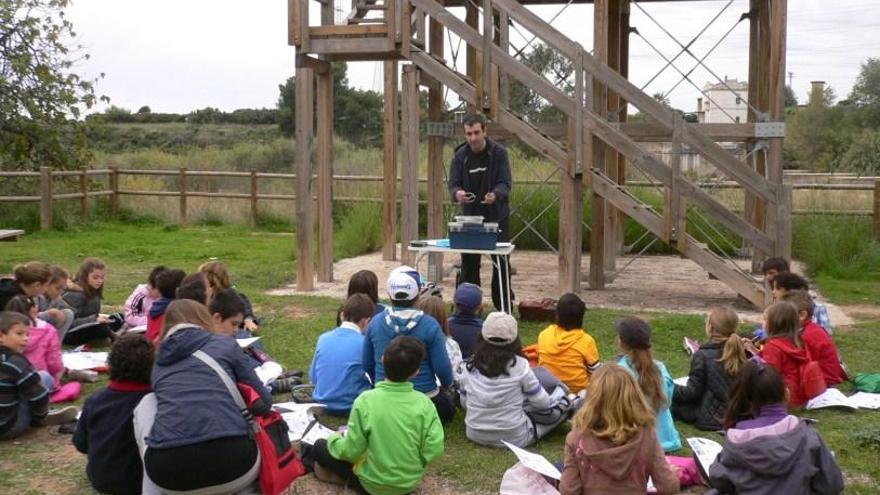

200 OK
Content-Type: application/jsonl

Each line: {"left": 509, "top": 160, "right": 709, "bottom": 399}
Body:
{"left": 408, "top": 240, "right": 515, "bottom": 314}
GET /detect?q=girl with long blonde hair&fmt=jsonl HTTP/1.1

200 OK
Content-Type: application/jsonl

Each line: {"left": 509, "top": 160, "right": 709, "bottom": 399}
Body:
{"left": 672, "top": 306, "right": 747, "bottom": 430}
{"left": 560, "top": 364, "right": 679, "bottom": 495}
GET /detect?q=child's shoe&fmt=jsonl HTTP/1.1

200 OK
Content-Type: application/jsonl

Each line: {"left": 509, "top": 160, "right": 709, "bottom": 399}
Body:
{"left": 271, "top": 375, "right": 303, "bottom": 395}
{"left": 44, "top": 406, "right": 79, "bottom": 425}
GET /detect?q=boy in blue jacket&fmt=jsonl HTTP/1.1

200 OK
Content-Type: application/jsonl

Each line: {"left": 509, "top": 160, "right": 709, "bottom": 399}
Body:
{"left": 362, "top": 268, "right": 455, "bottom": 423}
{"left": 310, "top": 294, "right": 375, "bottom": 416}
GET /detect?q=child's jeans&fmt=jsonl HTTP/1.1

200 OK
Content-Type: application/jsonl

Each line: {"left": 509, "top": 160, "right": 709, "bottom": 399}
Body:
{"left": 37, "top": 370, "right": 55, "bottom": 392}
{"left": 0, "top": 401, "right": 32, "bottom": 440}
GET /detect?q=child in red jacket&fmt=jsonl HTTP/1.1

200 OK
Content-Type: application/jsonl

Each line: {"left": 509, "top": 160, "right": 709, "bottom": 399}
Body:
{"left": 783, "top": 291, "right": 846, "bottom": 386}
{"left": 752, "top": 301, "right": 810, "bottom": 407}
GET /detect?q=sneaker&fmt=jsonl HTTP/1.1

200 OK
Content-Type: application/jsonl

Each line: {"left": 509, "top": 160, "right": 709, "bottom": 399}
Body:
{"left": 271, "top": 375, "right": 303, "bottom": 395}
{"left": 281, "top": 369, "right": 304, "bottom": 379}
{"left": 44, "top": 406, "right": 79, "bottom": 426}
{"left": 68, "top": 369, "right": 99, "bottom": 383}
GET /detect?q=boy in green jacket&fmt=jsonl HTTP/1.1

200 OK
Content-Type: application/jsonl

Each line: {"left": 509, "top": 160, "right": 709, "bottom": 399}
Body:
{"left": 311, "top": 335, "right": 445, "bottom": 495}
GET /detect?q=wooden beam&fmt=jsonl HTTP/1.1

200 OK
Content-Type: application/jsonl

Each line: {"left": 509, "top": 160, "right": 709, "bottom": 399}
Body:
{"left": 603, "top": 0, "right": 620, "bottom": 272}
{"left": 309, "top": 37, "right": 395, "bottom": 55}
{"left": 383, "top": 61, "right": 399, "bottom": 261}
{"left": 768, "top": 0, "right": 787, "bottom": 257}
{"left": 295, "top": 67, "right": 315, "bottom": 291}
{"left": 616, "top": 0, "right": 631, "bottom": 255}
{"left": 874, "top": 181, "right": 880, "bottom": 240}
{"left": 428, "top": 13, "right": 445, "bottom": 280}
{"left": 465, "top": 2, "right": 479, "bottom": 112}
{"left": 401, "top": 65, "right": 420, "bottom": 266}
{"left": 316, "top": 69, "right": 334, "bottom": 283}
{"left": 288, "top": 0, "right": 300, "bottom": 46}
{"left": 295, "top": 53, "right": 331, "bottom": 73}
{"left": 746, "top": 0, "right": 764, "bottom": 271}
{"left": 559, "top": 118, "right": 584, "bottom": 293}
{"left": 481, "top": 0, "right": 492, "bottom": 112}
{"left": 490, "top": 121, "right": 759, "bottom": 142}
{"left": 310, "top": 24, "right": 390, "bottom": 37}
{"left": 590, "top": 0, "right": 609, "bottom": 286}
{"left": 39, "top": 166, "right": 52, "bottom": 231}
{"left": 497, "top": 10, "right": 510, "bottom": 107}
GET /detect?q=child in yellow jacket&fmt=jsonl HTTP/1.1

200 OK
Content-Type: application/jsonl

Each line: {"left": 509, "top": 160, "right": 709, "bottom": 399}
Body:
{"left": 537, "top": 293, "right": 600, "bottom": 393}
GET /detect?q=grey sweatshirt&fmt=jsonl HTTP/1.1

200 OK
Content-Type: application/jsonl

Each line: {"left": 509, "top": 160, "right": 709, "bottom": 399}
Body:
{"left": 459, "top": 355, "right": 554, "bottom": 448}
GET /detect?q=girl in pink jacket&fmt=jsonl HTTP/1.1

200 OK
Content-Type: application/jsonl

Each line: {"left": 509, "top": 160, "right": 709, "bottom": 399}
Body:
{"left": 6, "top": 295, "right": 64, "bottom": 391}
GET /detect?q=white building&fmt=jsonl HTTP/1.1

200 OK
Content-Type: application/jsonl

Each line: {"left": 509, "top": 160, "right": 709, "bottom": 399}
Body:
{"left": 696, "top": 78, "right": 749, "bottom": 124}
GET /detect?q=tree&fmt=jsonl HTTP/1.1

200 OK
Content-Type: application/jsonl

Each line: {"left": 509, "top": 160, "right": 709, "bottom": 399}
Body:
{"left": 0, "top": 0, "right": 106, "bottom": 170}
{"left": 509, "top": 43, "right": 573, "bottom": 124}
{"left": 840, "top": 129, "right": 880, "bottom": 175}
{"left": 784, "top": 85, "right": 798, "bottom": 108}
{"left": 850, "top": 57, "right": 880, "bottom": 107}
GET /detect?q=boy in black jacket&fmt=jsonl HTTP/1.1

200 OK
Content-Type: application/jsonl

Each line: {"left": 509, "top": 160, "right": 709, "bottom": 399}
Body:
{"left": 74, "top": 334, "right": 154, "bottom": 494}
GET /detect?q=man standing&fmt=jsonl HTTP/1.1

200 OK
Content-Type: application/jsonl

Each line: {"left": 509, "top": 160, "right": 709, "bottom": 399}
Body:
{"left": 448, "top": 113, "right": 513, "bottom": 311}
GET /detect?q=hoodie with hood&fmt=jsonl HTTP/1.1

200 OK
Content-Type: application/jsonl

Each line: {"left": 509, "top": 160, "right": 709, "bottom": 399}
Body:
{"left": 761, "top": 337, "right": 811, "bottom": 407}
{"left": 617, "top": 356, "right": 682, "bottom": 452}
{"left": 146, "top": 325, "right": 271, "bottom": 449}
{"left": 559, "top": 426, "right": 679, "bottom": 495}
{"left": 537, "top": 324, "right": 600, "bottom": 393}
{"left": 0, "top": 278, "right": 25, "bottom": 311}
{"left": 707, "top": 416, "right": 844, "bottom": 495}
{"left": 145, "top": 297, "right": 173, "bottom": 344}
{"left": 362, "top": 306, "right": 453, "bottom": 394}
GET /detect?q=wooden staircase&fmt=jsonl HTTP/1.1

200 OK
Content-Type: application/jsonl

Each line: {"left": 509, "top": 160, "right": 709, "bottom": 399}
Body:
{"left": 288, "top": 0, "right": 780, "bottom": 306}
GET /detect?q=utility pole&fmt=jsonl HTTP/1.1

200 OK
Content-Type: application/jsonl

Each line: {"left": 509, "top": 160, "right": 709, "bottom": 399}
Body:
{"left": 788, "top": 71, "right": 794, "bottom": 87}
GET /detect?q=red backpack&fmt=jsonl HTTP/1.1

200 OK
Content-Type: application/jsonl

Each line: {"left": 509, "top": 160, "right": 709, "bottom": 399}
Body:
{"left": 801, "top": 348, "right": 827, "bottom": 400}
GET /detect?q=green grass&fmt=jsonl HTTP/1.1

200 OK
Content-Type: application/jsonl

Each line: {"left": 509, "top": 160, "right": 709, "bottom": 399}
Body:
{"left": 1, "top": 222, "right": 879, "bottom": 493}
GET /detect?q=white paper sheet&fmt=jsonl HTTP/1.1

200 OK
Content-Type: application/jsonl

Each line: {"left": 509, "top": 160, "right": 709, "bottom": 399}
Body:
{"left": 501, "top": 441, "right": 562, "bottom": 480}
{"left": 275, "top": 402, "right": 326, "bottom": 442}
{"left": 301, "top": 420, "right": 337, "bottom": 445}
{"left": 236, "top": 337, "right": 261, "bottom": 348}
{"left": 673, "top": 376, "right": 689, "bottom": 387}
{"left": 62, "top": 351, "right": 109, "bottom": 371}
{"left": 687, "top": 437, "right": 723, "bottom": 475}
{"left": 254, "top": 361, "right": 283, "bottom": 386}
{"left": 846, "top": 392, "right": 880, "bottom": 410}
{"left": 806, "top": 388, "right": 857, "bottom": 411}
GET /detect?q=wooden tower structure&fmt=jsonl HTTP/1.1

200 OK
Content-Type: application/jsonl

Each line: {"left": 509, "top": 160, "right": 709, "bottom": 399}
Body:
{"left": 287, "top": 0, "right": 790, "bottom": 308}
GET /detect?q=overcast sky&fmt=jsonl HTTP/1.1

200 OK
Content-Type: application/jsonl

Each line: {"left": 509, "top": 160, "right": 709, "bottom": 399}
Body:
{"left": 66, "top": 0, "right": 880, "bottom": 115}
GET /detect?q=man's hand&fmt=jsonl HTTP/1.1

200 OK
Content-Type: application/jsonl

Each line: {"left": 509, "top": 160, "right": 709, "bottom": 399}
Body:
{"left": 455, "top": 190, "right": 474, "bottom": 203}
{"left": 483, "top": 192, "right": 496, "bottom": 205}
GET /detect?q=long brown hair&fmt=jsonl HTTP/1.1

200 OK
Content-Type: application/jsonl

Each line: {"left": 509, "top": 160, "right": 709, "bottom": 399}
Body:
{"left": 199, "top": 260, "right": 231, "bottom": 290}
{"left": 13, "top": 262, "right": 52, "bottom": 285}
{"left": 764, "top": 301, "right": 802, "bottom": 348}
{"left": 722, "top": 358, "right": 787, "bottom": 429}
{"left": 417, "top": 295, "right": 449, "bottom": 337}
{"left": 572, "top": 364, "right": 655, "bottom": 445}
{"left": 161, "top": 299, "right": 215, "bottom": 341}
{"left": 617, "top": 318, "right": 665, "bottom": 412}
{"left": 707, "top": 306, "right": 746, "bottom": 376}
{"left": 75, "top": 257, "right": 106, "bottom": 299}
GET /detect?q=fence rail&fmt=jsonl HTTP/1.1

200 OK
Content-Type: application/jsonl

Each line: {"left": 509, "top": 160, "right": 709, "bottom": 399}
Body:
{"left": 1, "top": 167, "right": 878, "bottom": 237}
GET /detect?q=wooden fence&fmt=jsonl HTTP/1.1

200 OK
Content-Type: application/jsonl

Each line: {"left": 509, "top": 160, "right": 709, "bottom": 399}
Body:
{"left": 1, "top": 167, "right": 878, "bottom": 239}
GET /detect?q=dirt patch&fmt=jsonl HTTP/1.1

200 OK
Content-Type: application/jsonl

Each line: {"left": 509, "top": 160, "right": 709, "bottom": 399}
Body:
{"left": 267, "top": 249, "right": 855, "bottom": 326}
{"left": 2, "top": 426, "right": 85, "bottom": 494}
{"left": 839, "top": 304, "right": 880, "bottom": 321}
{"left": 277, "top": 303, "right": 319, "bottom": 320}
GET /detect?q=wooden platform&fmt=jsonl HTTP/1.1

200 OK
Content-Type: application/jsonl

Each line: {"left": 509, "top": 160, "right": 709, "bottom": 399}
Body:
{"left": 0, "top": 229, "right": 24, "bottom": 242}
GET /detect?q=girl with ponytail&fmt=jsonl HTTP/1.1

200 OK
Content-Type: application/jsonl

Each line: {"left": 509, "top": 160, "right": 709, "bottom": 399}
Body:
{"left": 672, "top": 306, "right": 747, "bottom": 430}
{"left": 615, "top": 317, "right": 682, "bottom": 452}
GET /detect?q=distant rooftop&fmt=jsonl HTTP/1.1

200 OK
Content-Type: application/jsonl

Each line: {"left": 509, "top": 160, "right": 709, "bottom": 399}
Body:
{"left": 703, "top": 78, "right": 748, "bottom": 92}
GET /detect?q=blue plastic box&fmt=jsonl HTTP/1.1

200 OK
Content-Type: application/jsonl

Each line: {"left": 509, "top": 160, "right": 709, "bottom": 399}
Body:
{"left": 448, "top": 221, "right": 499, "bottom": 250}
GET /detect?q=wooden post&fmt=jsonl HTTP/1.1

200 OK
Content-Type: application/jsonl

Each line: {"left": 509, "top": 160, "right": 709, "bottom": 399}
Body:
{"left": 874, "top": 181, "right": 880, "bottom": 240}
{"left": 295, "top": 67, "right": 315, "bottom": 291}
{"left": 401, "top": 65, "right": 420, "bottom": 266}
{"left": 665, "top": 119, "right": 683, "bottom": 243}
{"left": 316, "top": 66, "right": 334, "bottom": 283}
{"left": 109, "top": 166, "right": 119, "bottom": 219}
{"left": 178, "top": 168, "right": 187, "bottom": 225}
{"left": 39, "top": 166, "right": 53, "bottom": 231}
{"left": 604, "top": 0, "right": 625, "bottom": 267}
{"left": 427, "top": 15, "right": 445, "bottom": 281}
{"left": 80, "top": 168, "right": 88, "bottom": 219}
{"left": 496, "top": 11, "right": 509, "bottom": 108}
{"left": 383, "top": 60, "right": 399, "bottom": 261}
{"left": 559, "top": 118, "right": 584, "bottom": 292}
{"left": 589, "top": 0, "right": 609, "bottom": 289}
{"left": 481, "top": 0, "right": 493, "bottom": 112}
{"left": 250, "top": 170, "right": 258, "bottom": 227}
{"left": 745, "top": 0, "right": 761, "bottom": 270}
{"left": 465, "top": 3, "right": 479, "bottom": 113}
{"left": 767, "top": 0, "right": 787, "bottom": 258}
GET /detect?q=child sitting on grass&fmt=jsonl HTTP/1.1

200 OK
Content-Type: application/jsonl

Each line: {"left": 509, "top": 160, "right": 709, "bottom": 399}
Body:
{"left": 615, "top": 317, "right": 682, "bottom": 452}
{"left": 36, "top": 265, "right": 75, "bottom": 340}
{"left": 460, "top": 312, "right": 577, "bottom": 448}
{"left": 200, "top": 260, "right": 258, "bottom": 333}
{"left": 311, "top": 336, "right": 444, "bottom": 495}
{"left": 63, "top": 257, "right": 122, "bottom": 345}
{"left": 748, "top": 301, "right": 812, "bottom": 407}
{"left": 6, "top": 295, "right": 63, "bottom": 392}
{"left": 672, "top": 306, "right": 747, "bottom": 431}
{"left": 336, "top": 270, "right": 386, "bottom": 326}
{"left": 0, "top": 261, "right": 52, "bottom": 310}
{"left": 448, "top": 283, "right": 484, "bottom": 360}
{"left": 772, "top": 271, "right": 832, "bottom": 334}
{"left": 0, "top": 311, "right": 77, "bottom": 440}
{"left": 417, "top": 295, "right": 463, "bottom": 381}
{"left": 537, "top": 293, "right": 600, "bottom": 394}
{"left": 707, "top": 358, "right": 843, "bottom": 494}
{"left": 176, "top": 272, "right": 214, "bottom": 307}
{"left": 73, "top": 334, "right": 154, "bottom": 494}
{"left": 560, "top": 364, "right": 680, "bottom": 495}
{"left": 782, "top": 290, "right": 846, "bottom": 385}
{"left": 145, "top": 268, "right": 186, "bottom": 344}
{"left": 310, "top": 294, "right": 374, "bottom": 416}
{"left": 123, "top": 265, "right": 166, "bottom": 330}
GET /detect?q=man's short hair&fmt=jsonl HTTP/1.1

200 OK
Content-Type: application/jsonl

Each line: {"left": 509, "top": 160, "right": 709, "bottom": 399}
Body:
{"left": 782, "top": 290, "right": 815, "bottom": 318}
{"left": 342, "top": 293, "right": 375, "bottom": 324}
{"left": 761, "top": 257, "right": 790, "bottom": 275}
{"left": 383, "top": 336, "right": 426, "bottom": 382}
{"left": 462, "top": 113, "right": 488, "bottom": 130}
{"left": 773, "top": 272, "right": 809, "bottom": 292}
{"left": 556, "top": 293, "right": 586, "bottom": 330}
{"left": 108, "top": 334, "right": 154, "bottom": 383}
{"left": 209, "top": 288, "right": 246, "bottom": 320}
{"left": 176, "top": 273, "right": 208, "bottom": 305}
{"left": 0, "top": 311, "right": 30, "bottom": 334}
{"left": 156, "top": 269, "right": 186, "bottom": 299}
